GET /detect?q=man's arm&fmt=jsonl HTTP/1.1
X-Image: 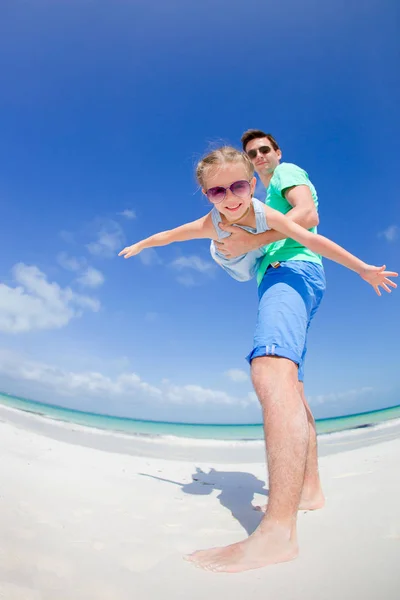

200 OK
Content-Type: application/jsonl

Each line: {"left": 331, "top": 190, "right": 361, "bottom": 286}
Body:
{"left": 263, "top": 185, "right": 319, "bottom": 243}
{"left": 216, "top": 185, "right": 319, "bottom": 257}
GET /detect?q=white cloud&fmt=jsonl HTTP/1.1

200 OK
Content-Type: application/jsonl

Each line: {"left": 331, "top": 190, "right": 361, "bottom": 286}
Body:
{"left": 0, "top": 350, "right": 257, "bottom": 410}
{"left": 0, "top": 354, "right": 160, "bottom": 398}
{"left": 57, "top": 252, "right": 85, "bottom": 272}
{"left": 118, "top": 209, "right": 136, "bottom": 220}
{"left": 77, "top": 267, "right": 105, "bottom": 288}
{"left": 139, "top": 248, "right": 162, "bottom": 266}
{"left": 247, "top": 391, "right": 258, "bottom": 404}
{"left": 224, "top": 369, "right": 249, "bottom": 383}
{"left": 379, "top": 225, "right": 399, "bottom": 243}
{"left": 59, "top": 230, "right": 75, "bottom": 245}
{"left": 171, "top": 255, "right": 215, "bottom": 274}
{"left": 0, "top": 263, "right": 100, "bottom": 334}
{"left": 87, "top": 220, "right": 125, "bottom": 258}
{"left": 175, "top": 274, "right": 196, "bottom": 287}
{"left": 310, "top": 386, "right": 374, "bottom": 406}
{"left": 165, "top": 383, "right": 239, "bottom": 405}
{"left": 57, "top": 253, "right": 104, "bottom": 288}
{"left": 171, "top": 255, "right": 216, "bottom": 286}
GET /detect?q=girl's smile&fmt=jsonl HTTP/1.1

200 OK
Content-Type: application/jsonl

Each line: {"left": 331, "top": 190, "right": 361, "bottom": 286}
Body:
{"left": 202, "top": 163, "right": 256, "bottom": 223}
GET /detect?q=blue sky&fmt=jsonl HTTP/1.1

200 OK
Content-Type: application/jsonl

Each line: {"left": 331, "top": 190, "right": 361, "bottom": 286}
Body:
{"left": 0, "top": 0, "right": 399, "bottom": 423}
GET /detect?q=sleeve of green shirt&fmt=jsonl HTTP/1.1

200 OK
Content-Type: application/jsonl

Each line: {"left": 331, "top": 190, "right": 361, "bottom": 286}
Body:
{"left": 273, "top": 163, "right": 311, "bottom": 197}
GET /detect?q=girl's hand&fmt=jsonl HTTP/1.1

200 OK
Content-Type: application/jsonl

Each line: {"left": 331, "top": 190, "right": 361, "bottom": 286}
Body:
{"left": 359, "top": 265, "right": 398, "bottom": 296}
{"left": 118, "top": 243, "right": 143, "bottom": 259}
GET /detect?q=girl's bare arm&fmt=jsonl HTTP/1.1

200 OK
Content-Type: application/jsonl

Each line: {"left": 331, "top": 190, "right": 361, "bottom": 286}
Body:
{"left": 265, "top": 206, "right": 398, "bottom": 296}
{"left": 119, "top": 213, "right": 216, "bottom": 258}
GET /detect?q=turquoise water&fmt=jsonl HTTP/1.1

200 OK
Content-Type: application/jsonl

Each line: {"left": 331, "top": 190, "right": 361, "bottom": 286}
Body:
{"left": 1, "top": 391, "right": 400, "bottom": 440}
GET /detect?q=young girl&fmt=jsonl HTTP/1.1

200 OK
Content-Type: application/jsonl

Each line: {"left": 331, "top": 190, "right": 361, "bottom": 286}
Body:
{"left": 119, "top": 146, "right": 397, "bottom": 295}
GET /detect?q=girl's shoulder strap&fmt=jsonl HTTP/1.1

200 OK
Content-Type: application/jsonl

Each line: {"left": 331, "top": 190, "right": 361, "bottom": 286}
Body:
{"left": 210, "top": 206, "right": 229, "bottom": 239}
{"left": 252, "top": 197, "right": 270, "bottom": 232}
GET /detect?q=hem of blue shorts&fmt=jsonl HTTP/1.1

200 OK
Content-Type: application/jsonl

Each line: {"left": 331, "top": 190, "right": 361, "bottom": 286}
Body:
{"left": 246, "top": 345, "right": 301, "bottom": 366}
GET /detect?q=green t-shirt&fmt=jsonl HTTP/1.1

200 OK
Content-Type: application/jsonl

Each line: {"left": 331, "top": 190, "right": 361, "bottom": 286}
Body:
{"left": 256, "top": 162, "right": 322, "bottom": 286}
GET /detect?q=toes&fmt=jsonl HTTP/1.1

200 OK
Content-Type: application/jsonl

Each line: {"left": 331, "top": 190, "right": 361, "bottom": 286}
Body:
{"left": 199, "top": 558, "right": 225, "bottom": 572}
{"left": 204, "top": 562, "right": 220, "bottom": 571}
{"left": 187, "top": 548, "right": 217, "bottom": 561}
{"left": 208, "top": 560, "right": 241, "bottom": 573}
{"left": 185, "top": 547, "right": 224, "bottom": 567}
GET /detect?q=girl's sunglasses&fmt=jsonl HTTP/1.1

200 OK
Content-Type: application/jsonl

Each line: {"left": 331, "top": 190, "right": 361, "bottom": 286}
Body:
{"left": 246, "top": 145, "right": 272, "bottom": 160}
{"left": 206, "top": 180, "right": 251, "bottom": 204}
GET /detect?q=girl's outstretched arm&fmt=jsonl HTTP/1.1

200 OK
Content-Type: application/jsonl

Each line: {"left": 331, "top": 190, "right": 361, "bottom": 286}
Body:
{"left": 119, "top": 213, "right": 215, "bottom": 259}
{"left": 266, "top": 207, "right": 398, "bottom": 296}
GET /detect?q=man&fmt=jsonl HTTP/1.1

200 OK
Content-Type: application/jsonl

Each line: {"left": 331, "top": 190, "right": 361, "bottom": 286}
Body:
{"left": 188, "top": 130, "right": 326, "bottom": 572}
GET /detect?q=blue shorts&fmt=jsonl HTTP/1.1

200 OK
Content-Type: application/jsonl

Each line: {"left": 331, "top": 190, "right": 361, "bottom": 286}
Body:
{"left": 246, "top": 261, "right": 326, "bottom": 381}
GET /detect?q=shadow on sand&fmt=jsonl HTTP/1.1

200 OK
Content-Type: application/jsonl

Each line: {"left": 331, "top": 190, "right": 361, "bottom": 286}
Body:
{"left": 140, "top": 467, "right": 268, "bottom": 535}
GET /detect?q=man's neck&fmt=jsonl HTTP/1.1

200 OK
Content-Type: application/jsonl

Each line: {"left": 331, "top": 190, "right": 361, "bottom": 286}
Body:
{"left": 259, "top": 172, "right": 273, "bottom": 188}
{"left": 258, "top": 163, "right": 280, "bottom": 188}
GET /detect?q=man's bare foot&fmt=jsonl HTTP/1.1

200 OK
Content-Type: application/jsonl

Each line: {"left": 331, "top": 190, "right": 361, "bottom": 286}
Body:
{"left": 254, "top": 489, "right": 325, "bottom": 513}
{"left": 185, "top": 523, "right": 298, "bottom": 573}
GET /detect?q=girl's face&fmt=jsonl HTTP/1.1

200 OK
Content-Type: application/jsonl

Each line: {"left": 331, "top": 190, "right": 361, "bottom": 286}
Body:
{"left": 202, "top": 162, "right": 256, "bottom": 222}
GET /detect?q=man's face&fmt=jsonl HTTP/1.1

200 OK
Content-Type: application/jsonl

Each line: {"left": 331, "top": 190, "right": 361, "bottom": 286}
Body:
{"left": 245, "top": 137, "right": 282, "bottom": 177}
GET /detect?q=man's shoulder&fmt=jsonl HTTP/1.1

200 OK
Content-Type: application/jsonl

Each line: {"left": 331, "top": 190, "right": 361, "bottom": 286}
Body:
{"left": 271, "top": 162, "right": 313, "bottom": 193}
{"left": 273, "top": 162, "right": 309, "bottom": 179}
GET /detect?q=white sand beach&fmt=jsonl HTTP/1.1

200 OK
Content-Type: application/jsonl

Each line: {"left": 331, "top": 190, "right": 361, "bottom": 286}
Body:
{"left": 0, "top": 405, "right": 399, "bottom": 600}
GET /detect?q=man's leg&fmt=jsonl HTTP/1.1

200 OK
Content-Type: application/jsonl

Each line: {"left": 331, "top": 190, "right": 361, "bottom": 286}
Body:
{"left": 297, "top": 273, "right": 326, "bottom": 509}
{"left": 186, "top": 355, "right": 306, "bottom": 573}
{"left": 298, "top": 383, "right": 325, "bottom": 510}
{"left": 254, "top": 382, "right": 325, "bottom": 513}
{"left": 186, "top": 262, "right": 325, "bottom": 572}
{"left": 252, "top": 356, "right": 308, "bottom": 540}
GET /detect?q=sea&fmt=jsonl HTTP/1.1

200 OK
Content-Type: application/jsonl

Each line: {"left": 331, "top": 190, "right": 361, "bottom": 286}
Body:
{"left": 1, "top": 391, "right": 400, "bottom": 442}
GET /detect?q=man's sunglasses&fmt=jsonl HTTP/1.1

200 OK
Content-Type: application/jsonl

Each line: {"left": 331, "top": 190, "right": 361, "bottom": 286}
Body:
{"left": 205, "top": 180, "right": 251, "bottom": 204}
{"left": 246, "top": 145, "right": 272, "bottom": 160}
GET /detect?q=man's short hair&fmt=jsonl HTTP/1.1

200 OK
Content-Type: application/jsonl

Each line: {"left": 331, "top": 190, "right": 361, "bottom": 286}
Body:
{"left": 241, "top": 129, "right": 280, "bottom": 152}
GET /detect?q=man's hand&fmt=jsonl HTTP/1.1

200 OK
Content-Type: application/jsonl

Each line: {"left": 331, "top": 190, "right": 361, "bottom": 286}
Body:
{"left": 215, "top": 224, "right": 267, "bottom": 258}
{"left": 215, "top": 186, "right": 319, "bottom": 258}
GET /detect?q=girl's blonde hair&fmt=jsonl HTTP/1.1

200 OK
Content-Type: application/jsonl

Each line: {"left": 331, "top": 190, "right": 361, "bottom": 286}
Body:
{"left": 196, "top": 146, "right": 254, "bottom": 189}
